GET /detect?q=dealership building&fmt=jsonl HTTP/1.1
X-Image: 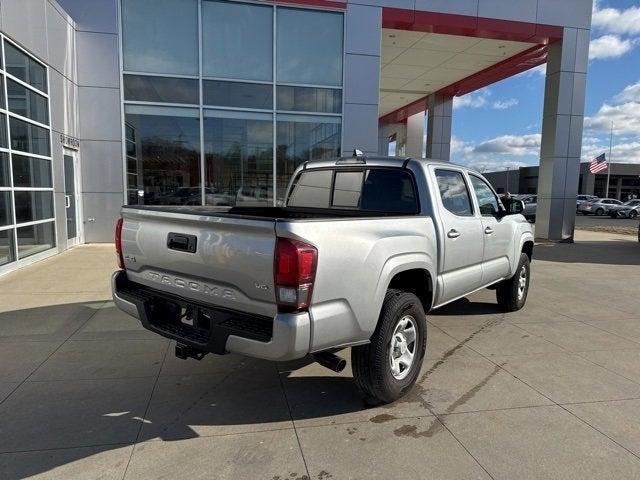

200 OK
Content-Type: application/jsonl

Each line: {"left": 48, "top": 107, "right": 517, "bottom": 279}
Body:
{"left": 0, "top": 0, "right": 593, "bottom": 274}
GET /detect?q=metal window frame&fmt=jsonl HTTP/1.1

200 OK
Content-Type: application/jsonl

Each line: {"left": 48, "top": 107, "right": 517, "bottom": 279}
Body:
{"left": 118, "top": 0, "right": 345, "bottom": 209}
{"left": 0, "top": 34, "right": 57, "bottom": 273}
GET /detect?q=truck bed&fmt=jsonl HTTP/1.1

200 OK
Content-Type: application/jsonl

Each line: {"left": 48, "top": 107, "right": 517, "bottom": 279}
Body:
{"left": 123, "top": 205, "right": 410, "bottom": 220}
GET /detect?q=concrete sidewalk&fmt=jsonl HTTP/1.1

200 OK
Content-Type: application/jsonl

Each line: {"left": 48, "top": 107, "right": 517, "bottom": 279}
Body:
{"left": 1, "top": 231, "right": 640, "bottom": 480}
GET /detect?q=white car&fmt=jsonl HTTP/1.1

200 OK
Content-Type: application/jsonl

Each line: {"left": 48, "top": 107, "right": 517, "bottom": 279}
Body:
{"left": 579, "top": 198, "right": 623, "bottom": 216}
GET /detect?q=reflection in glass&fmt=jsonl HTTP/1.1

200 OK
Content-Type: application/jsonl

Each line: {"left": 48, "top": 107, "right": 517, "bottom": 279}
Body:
{"left": 0, "top": 114, "right": 7, "bottom": 149}
{"left": 277, "top": 9, "right": 343, "bottom": 86}
{"left": 435, "top": 170, "right": 473, "bottom": 216}
{"left": 0, "top": 229, "right": 14, "bottom": 266}
{"left": 4, "top": 42, "right": 47, "bottom": 93}
{"left": 287, "top": 170, "right": 332, "bottom": 208}
{"left": 122, "top": 0, "right": 198, "bottom": 75}
{"left": 0, "top": 152, "right": 9, "bottom": 187}
{"left": 276, "top": 114, "right": 341, "bottom": 200}
{"left": 7, "top": 79, "right": 49, "bottom": 124}
{"left": 12, "top": 155, "right": 52, "bottom": 188}
{"left": 124, "top": 105, "right": 201, "bottom": 205}
{"left": 202, "top": 1, "right": 273, "bottom": 81}
{"left": 204, "top": 110, "right": 273, "bottom": 207}
{"left": 14, "top": 191, "right": 54, "bottom": 223}
{"left": 203, "top": 80, "right": 272, "bottom": 110}
{"left": 277, "top": 86, "right": 342, "bottom": 114}
{"left": 0, "top": 191, "right": 12, "bottom": 226}
{"left": 332, "top": 171, "right": 363, "bottom": 208}
{"left": 17, "top": 221, "right": 55, "bottom": 259}
{"left": 10, "top": 118, "right": 51, "bottom": 156}
{"left": 0, "top": 74, "right": 5, "bottom": 109}
{"left": 123, "top": 75, "right": 199, "bottom": 104}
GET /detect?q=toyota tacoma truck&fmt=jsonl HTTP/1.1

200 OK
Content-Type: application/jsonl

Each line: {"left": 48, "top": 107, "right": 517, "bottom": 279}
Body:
{"left": 112, "top": 155, "right": 534, "bottom": 404}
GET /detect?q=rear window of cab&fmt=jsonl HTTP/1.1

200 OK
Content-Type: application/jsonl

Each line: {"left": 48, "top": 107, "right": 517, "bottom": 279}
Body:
{"left": 287, "top": 168, "right": 419, "bottom": 214}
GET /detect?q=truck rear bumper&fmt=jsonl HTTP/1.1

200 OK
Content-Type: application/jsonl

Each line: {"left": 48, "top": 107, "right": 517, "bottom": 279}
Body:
{"left": 111, "top": 271, "right": 310, "bottom": 361}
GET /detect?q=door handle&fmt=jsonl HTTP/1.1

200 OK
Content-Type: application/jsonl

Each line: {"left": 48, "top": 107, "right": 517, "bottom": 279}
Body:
{"left": 447, "top": 229, "right": 461, "bottom": 239}
{"left": 65, "top": 195, "right": 71, "bottom": 208}
{"left": 485, "top": 227, "right": 494, "bottom": 235}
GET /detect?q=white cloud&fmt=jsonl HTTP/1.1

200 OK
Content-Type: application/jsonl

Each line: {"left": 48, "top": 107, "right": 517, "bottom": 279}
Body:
{"left": 492, "top": 98, "right": 519, "bottom": 110}
{"left": 614, "top": 81, "right": 640, "bottom": 103}
{"left": 465, "top": 160, "right": 528, "bottom": 173}
{"left": 585, "top": 80, "right": 640, "bottom": 135}
{"left": 592, "top": 1, "right": 640, "bottom": 36}
{"left": 473, "top": 134, "right": 541, "bottom": 156}
{"left": 453, "top": 90, "right": 490, "bottom": 109}
{"left": 581, "top": 136, "right": 640, "bottom": 164}
{"left": 589, "top": 35, "right": 636, "bottom": 60}
{"left": 453, "top": 90, "right": 518, "bottom": 111}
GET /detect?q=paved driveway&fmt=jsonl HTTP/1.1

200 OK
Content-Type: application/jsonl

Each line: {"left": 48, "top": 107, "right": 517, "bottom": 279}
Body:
{"left": 1, "top": 231, "right": 640, "bottom": 480}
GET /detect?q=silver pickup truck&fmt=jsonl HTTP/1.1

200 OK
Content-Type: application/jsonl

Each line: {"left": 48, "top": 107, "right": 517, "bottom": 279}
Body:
{"left": 112, "top": 155, "right": 534, "bottom": 404}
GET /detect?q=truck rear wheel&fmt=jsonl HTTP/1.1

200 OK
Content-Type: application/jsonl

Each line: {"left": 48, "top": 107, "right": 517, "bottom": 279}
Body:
{"left": 496, "top": 252, "right": 530, "bottom": 312}
{"left": 351, "top": 289, "right": 426, "bottom": 405}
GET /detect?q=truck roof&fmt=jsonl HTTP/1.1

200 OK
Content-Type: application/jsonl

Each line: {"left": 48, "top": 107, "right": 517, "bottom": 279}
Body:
{"left": 301, "top": 155, "right": 478, "bottom": 174}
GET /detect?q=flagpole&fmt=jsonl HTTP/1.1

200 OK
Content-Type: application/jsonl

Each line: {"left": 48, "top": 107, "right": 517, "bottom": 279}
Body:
{"left": 605, "top": 122, "right": 613, "bottom": 198}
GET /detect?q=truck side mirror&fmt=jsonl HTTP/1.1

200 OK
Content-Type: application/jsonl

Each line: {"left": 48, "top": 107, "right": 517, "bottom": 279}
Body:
{"left": 503, "top": 198, "right": 524, "bottom": 215}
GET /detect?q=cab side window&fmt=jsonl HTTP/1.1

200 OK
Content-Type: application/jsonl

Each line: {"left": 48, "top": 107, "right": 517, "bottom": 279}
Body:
{"left": 470, "top": 175, "right": 500, "bottom": 216}
{"left": 435, "top": 169, "right": 473, "bottom": 216}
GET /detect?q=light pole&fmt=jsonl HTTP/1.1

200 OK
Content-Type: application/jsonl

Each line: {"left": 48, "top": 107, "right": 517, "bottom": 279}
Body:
{"left": 605, "top": 122, "right": 613, "bottom": 198}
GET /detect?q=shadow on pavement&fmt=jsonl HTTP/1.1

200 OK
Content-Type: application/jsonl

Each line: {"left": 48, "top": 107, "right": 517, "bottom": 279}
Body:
{"left": 534, "top": 238, "right": 640, "bottom": 265}
{"left": 430, "top": 297, "right": 502, "bottom": 316}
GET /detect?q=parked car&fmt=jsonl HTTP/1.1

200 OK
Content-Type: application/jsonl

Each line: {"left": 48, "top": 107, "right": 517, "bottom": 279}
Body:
{"left": 576, "top": 195, "right": 598, "bottom": 211}
{"left": 610, "top": 199, "right": 640, "bottom": 219}
{"left": 112, "top": 156, "right": 534, "bottom": 404}
{"left": 579, "top": 198, "right": 623, "bottom": 216}
{"left": 514, "top": 194, "right": 536, "bottom": 221}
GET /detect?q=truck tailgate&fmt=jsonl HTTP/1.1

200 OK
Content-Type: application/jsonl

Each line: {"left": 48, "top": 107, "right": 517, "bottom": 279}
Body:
{"left": 120, "top": 207, "right": 278, "bottom": 317}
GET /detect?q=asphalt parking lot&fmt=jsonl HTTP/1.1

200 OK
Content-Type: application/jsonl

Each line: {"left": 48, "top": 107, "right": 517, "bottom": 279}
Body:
{"left": 1, "top": 230, "right": 640, "bottom": 480}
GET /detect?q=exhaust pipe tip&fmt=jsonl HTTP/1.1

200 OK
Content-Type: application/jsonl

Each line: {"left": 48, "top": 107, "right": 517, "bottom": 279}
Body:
{"left": 313, "top": 352, "right": 347, "bottom": 373}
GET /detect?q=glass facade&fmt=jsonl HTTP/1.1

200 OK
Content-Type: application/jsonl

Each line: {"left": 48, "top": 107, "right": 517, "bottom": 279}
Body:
{"left": 121, "top": 0, "right": 343, "bottom": 206}
{"left": 0, "top": 38, "right": 54, "bottom": 269}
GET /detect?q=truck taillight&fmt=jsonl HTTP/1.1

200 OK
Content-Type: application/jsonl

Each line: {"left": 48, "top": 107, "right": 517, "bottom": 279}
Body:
{"left": 115, "top": 218, "right": 124, "bottom": 269}
{"left": 274, "top": 237, "right": 317, "bottom": 312}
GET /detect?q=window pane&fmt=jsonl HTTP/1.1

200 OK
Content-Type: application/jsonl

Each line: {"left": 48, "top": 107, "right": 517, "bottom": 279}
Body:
{"left": 0, "top": 191, "right": 12, "bottom": 226}
{"left": 0, "top": 229, "right": 15, "bottom": 266}
{"left": 10, "top": 118, "right": 50, "bottom": 156}
{"left": 276, "top": 114, "right": 341, "bottom": 200}
{"left": 470, "top": 176, "right": 499, "bottom": 216}
{"left": 12, "top": 155, "right": 52, "bottom": 188}
{"left": 361, "top": 170, "right": 418, "bottom": 213}
{"left": 7, "top": 78, "right": 49, "bottom": 124}
{"left": 4, "top": 42, "right": 47, "bottom": 93}
{"left": 122, "top": 0, "right": 198, "bottom": 75}
{"left": 123, "top": 75, "right": 198, "bottom": 104}
{"left": 332, "top": 171, "right": 363, "bottom": 207}
{"left": 0, "top": 114, "right": 7, "bottom": 149}
{"left": 124, "top": 105, "right": 201, "bottom": 205}
{"left": 14, "top": 191, "right": 54, "bottom": 223}
{"left": 287, "top": 170, "right": 332, "bottom": 208}
{"left": 435, "top": 170, "right": 473, "bottom": 216}
{"left": 203, "top": 80, "right": 272, "bottom": 110}
{"left": 0, "top": 75, "right": 5, "bottom": 109}
{"left": 277, "top": 86, "right": 342, "bottom": 113}
{"left": 202, "top": 1, "right": 272, "bottom": 81}
{"left": 0, "top": 152, "right": 9, "bottom": 187}
{"left": 17, "top": 221, "right": 55, "bottom": 258}
{"left": 277, "top": 9, "right": 343, "bottom": 86}
{"left": 204, "top": 110, "right": 273, "bottom": 207}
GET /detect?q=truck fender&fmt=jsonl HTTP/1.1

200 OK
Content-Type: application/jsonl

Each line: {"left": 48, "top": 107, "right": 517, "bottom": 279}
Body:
{"left": 372, "top": 253, "right": 436, "bottom": 327}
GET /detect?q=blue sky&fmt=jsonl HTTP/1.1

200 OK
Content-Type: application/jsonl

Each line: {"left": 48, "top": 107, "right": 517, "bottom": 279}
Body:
{"left": 450, "top": 0, "right": 640, "bottom": 172}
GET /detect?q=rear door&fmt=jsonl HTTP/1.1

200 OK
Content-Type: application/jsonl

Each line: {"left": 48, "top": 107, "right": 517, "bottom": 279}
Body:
{"left": 468, "top": 174, "right": 512, "bottom": 284}
{"left": 432, "top": 168, "right": 484, "bottom": 303}
{"left": 120, "top": 207, "right": 278, "bottom": 317}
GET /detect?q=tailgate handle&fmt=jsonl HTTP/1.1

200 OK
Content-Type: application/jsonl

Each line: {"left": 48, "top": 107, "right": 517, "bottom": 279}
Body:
{"left": 167, "top": 233, "right": 197, "bottom": 253}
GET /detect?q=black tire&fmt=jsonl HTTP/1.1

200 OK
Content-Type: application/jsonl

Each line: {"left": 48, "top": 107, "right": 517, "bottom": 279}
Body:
{"left": 496, "top": 253, "right": 530, "bottom": 312}
{"left": 595, "top": 208, "right": 605, "bottom": 216}
{"left": 629, "top": 210, "right": 638, "bottom": 219}
{"left": 351, "top": 289, "right": 426, "bottom": 405}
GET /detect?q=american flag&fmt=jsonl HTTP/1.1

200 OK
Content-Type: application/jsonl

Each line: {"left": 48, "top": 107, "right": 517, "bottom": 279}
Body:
{"left": 590, "top": 153, "right": 608, "bottom": 174}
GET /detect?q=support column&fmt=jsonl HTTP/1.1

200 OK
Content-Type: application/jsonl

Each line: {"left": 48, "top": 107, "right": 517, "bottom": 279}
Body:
{"left": 425, "top": 94, "right": 453, "bottom": 161}
{"left": 405, "top": 110, "right": 426, "bottom": 158}
{"left": 535, "top": 27, "right": 590, "bottom": 241}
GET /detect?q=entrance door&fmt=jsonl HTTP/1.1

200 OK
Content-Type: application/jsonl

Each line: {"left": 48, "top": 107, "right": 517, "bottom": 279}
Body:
{"left": 63, "top": 152, "right": 81, "bottom": 246}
